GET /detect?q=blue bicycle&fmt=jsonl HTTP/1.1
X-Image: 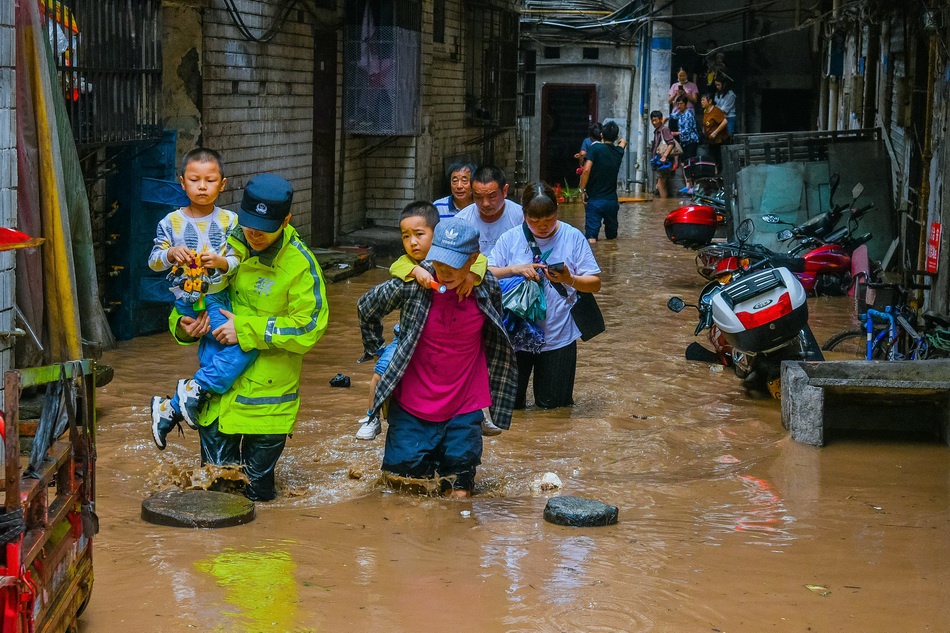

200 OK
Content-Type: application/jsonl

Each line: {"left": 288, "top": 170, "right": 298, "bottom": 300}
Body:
{"left": 823, "top": 303, "right": 929, "bottom": 360}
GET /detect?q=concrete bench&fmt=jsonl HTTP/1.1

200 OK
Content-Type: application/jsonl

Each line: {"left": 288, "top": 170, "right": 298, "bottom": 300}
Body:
{"left": 781, "top": 359, "right": 950, "bottom": 446}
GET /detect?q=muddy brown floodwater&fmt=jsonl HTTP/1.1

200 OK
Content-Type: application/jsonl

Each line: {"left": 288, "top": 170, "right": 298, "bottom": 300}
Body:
{"left": 79, "top": 200, "right": 949, "bottom": 632}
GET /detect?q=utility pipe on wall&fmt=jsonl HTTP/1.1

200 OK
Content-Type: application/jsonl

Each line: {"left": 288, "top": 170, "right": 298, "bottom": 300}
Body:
{"left": 828, "top": 75, "right": 839, "bottom": 131}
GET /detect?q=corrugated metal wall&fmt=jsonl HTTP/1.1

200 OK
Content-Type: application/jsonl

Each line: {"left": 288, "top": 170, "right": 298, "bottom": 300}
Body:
{"left": 0, "top": 0, "right": 16, "bottom": 406}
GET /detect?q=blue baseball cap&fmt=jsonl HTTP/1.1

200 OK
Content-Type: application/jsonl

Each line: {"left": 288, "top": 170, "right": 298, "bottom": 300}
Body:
{"left": 426, "top": 218, "right": 480, "bottom": 269}
{"left": 239, "top": 174, "right": 293, "bottom": 232}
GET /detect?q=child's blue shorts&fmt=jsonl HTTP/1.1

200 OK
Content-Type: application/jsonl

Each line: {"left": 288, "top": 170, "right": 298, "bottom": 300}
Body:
{"left": 374, "top": 340, "right": 398, "bottom": 376}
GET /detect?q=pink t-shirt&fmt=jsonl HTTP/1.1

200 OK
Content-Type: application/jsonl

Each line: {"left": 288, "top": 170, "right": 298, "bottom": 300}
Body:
{"left": 669, "top": 81, "right": 699, "bottom": 111}
{"left": 393, "top": 292, "right": 492, "bottom": 421}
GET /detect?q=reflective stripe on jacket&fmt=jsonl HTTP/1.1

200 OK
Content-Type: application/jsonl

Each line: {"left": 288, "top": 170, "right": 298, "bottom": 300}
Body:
{"left": 172, "top": 225, "right": 328, "bottom": 435}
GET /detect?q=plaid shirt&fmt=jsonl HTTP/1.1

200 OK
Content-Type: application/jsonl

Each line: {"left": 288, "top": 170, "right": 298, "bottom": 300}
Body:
{"left": 357, "top": 265, "right": 518, "bottom": 429}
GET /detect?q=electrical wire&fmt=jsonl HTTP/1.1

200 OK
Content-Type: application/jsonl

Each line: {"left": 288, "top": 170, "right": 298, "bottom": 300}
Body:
{"left": 703, "top": 0, "right": 867, "bottom": 55}
{"left": 222, "top": 0, "right": 300, "bottom": 43}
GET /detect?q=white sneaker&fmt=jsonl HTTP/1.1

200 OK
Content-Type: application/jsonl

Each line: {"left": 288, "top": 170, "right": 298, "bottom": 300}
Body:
{"left": 481, "top": 409, "right": 503, "bottom": 437}
{"left": 176, "top": 378, "right": 208, "bottom": 430}
{"left": 356, "top": 414, "right": 382, "bottom": 440}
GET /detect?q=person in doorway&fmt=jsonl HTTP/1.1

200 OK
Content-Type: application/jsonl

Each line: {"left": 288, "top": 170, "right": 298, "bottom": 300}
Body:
{"left": 650, "top": 111, "right": 676, "bottom": 198}
{"left": 357, "top": 218, "right": 518, "bottom": 497}
{"left": 173, "top": 174, "right": 329, "bottom": 502}
{"left": 578, "top": 120, "right": 626, "bottom": 243}
{"left": 488, "top": 183, "right": 602, "bottom": 409}
{"left": 433, "top": 161, "right": 476, "bottom": 218}
{"left": 714, "top": 77, "right": 737, "bottom": 135}
{"left": 700, "top": 93, "right": 731, "bottom": 172}
{"left": 574, "top": 122, "right": 602, "bottom": 173}
{"left": 668, "top": 68, "right": 699, "bottom": 113}
{"left": 669, "top": 96, "right": 700, "bottom": 195}
{"left": 148, "top": 147, "right": 257, "bottom": 450}
{"left": 455, "top": 166, "right": 524, "bottom": 257}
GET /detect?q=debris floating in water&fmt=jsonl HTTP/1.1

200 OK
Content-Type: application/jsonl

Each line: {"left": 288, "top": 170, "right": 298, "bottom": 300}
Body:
{"left": 531, "top": 472, "right": 562, "bottom": 493}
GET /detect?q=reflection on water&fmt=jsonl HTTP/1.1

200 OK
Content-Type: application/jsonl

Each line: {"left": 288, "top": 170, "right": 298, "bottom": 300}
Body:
{"left": 79, "top": 200, "right": 950, "bottom": 632}
{"left": 194, "top": 545, "right": 299, "bottom": 632}
{"left": 701, "top": 474, "right": 794, "bottom": 548}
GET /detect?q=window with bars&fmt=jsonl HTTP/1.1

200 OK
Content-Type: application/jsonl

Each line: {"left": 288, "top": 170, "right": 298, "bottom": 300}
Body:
{"left": 464, "top": 3, "right": 518, "bottom": 128}
{"left": 39, "top": 0, "right": 163, "bottom": 148}
{"left": 343, "top": 0, "right": 422, "bottom": 136}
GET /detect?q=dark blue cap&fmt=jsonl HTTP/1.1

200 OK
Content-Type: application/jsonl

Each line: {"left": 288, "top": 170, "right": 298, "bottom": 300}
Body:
{"left": 239, "top": 174, "right": 293, "bottom": 232}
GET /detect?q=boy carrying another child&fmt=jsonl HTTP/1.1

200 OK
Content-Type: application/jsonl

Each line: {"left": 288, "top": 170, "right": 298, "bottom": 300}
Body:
{"left": 357, "top": 217, "right": 517, "bottom": 497}
{"left": 355, "top": 202, "right": 501, "bottom": 440}
{"left": 148, "top": 148, "right": 258, "bottom": 449}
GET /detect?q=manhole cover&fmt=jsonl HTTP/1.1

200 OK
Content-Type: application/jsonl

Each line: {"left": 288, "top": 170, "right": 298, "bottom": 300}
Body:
{"left": 141, "top": 490, "right": 255, "bottom": 528}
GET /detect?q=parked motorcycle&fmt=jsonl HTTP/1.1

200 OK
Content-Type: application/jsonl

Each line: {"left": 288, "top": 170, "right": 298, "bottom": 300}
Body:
{"left": 668, "top": 219, "right": 824, "bottom": 398}
{"left": 664, "top": 188, "right": 727, "bottom": 248}
{"left": 758, "top": 181, "right": 873, "bottom": 295}
{"left": 693, "top": 182, "right": 873, "bottom": 296}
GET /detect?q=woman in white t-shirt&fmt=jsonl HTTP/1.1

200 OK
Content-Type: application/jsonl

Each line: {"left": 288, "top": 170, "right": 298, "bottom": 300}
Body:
{"left": 488, "top": 183, "right": 602, "bottom": 409}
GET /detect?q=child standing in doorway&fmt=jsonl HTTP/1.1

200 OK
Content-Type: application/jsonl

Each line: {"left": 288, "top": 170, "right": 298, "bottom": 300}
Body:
{"left": 147, "top": 147, "right": 258, "bottom": 449}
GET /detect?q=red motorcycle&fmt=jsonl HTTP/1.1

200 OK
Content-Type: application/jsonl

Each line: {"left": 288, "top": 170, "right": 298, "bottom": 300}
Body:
{"left": 697, "top": 181, "right": 873, "bottom": 296}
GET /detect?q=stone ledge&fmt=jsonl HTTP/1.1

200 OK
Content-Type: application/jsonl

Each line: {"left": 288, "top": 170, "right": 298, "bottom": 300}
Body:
{"left": 781, "top": 359, "right": 950, "bottom": 446}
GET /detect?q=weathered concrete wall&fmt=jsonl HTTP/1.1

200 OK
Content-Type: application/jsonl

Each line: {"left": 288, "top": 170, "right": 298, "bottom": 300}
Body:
{"left": 0, "top": 0, "right": 16, "bottom": 398}
{"left": 927, "top": 60, "right": 950, "bottom": 314}
{"left": 202, "top": 1, "right": 316, "bottom": 242}
{"left": 521, "top": 43, "right": 638, "bottom": 186}
{"left": 162, "top": 3, "right": 204, "bottom": 165}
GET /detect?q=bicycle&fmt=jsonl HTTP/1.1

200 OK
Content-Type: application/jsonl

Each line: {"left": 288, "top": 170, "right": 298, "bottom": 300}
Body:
{"left": 822, "top": 281, "right": 931, "bottom": 359}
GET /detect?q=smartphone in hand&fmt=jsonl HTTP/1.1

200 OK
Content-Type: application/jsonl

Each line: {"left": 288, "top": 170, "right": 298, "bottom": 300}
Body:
{"left": 548, "top": 262, "right": 565, "bottom": 273}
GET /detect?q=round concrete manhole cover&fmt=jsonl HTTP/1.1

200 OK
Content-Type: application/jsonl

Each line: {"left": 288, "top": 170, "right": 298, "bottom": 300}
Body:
{"left": 142, "top": 490, "right": 255, "bottom": 528}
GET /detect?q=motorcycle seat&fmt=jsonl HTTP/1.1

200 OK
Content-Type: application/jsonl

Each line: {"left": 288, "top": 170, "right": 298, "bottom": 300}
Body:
{"left": 768, "top": 253, "right": 807, "bottom": 273}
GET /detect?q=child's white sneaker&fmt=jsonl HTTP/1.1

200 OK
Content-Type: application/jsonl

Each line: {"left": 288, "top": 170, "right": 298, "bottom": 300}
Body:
{"left": 356, "top": 413, "right": 381, "bottom": 440}
{"left": 177, "top": 379, "right": 209, "bottom": 430}
{"left": 150, "top": 396, "right": 182, "bottom": 450}
{"left": 481, "top": 409, "right": 503, "bottom": 436}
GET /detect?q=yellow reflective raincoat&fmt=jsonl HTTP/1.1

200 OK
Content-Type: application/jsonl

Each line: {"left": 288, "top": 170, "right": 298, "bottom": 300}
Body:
{"left": 171, "top": 225, "right": 328, "bottom": 435}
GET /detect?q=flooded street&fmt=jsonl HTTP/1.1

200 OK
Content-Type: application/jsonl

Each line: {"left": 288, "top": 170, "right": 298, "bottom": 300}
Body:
{"left": 80, "top": 200, "right": 949, "bottom": 632}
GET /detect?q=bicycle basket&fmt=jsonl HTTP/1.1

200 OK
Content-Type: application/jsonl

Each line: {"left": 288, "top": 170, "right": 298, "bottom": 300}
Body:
{"left": 857, "top": 281, "right": 902, "bottom": 315}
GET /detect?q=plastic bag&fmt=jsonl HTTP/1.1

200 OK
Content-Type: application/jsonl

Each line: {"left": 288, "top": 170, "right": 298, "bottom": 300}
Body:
{"left": 502, "top": 278, "right": 546, "bottom": 323}
{"left": 503, "top": 313, "right": 546, "bottom": 353}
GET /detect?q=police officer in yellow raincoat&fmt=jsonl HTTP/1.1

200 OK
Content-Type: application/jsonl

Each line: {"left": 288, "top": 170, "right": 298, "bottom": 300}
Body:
{"left": 171, "top": 174, "right": 329, "bottom": 501}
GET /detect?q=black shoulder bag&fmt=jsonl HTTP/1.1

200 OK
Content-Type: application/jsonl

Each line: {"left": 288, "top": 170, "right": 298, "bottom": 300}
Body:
{"left": 521, "top": 223, "right": 605, "bottom": 341}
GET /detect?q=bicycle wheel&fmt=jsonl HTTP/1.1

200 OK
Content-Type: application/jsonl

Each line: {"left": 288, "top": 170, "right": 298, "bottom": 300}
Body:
{"left": 822, "top": 329, "right": 864, "bottom": 352}
{"left": 822, "top": 328, "right": 886, "bottom": 358}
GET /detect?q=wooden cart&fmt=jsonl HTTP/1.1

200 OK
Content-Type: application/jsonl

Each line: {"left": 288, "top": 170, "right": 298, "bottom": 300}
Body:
{"left": 1, "top": 360, "right": 97, "bottom": 633}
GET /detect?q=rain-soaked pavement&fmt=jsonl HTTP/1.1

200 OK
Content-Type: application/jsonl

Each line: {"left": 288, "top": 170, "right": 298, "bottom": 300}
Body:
{"left": 80, "top": 199, "right": 950, "bottom": 632}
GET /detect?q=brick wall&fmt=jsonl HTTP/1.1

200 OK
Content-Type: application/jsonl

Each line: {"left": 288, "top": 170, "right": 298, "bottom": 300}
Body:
{"left": 202, "top": 1, "right": 316, "bottom": 242}
{"left": 337, "top": 0, "right": 518, "bottom": 232}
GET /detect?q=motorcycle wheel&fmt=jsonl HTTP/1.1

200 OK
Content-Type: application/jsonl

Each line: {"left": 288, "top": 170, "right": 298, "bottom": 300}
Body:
{"left": 740, "top": 355, "right": 778, "bottom": 396}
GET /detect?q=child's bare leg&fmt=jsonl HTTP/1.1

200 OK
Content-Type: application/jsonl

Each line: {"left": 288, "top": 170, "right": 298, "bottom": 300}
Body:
{"left": 356, "top": 373, "right": 383, "bottom": 440}
{"left": 367, "top": 373, "right": 380, "bottom": 413}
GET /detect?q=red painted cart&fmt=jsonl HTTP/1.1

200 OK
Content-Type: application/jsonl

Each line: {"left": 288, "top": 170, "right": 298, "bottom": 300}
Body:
{"left": 1, "top": 360, "right": 97, "bottom": 633}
